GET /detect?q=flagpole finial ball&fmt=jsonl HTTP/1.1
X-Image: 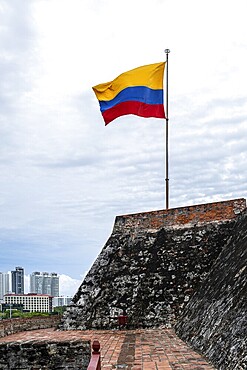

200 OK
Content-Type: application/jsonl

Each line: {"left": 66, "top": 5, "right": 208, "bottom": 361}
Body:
{"left": 164, "top": 49, "right": 170, "bottom": 54}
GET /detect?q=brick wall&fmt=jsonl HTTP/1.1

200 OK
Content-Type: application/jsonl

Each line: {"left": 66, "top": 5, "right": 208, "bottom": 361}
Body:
{"left": 0, "top": 315, "right": 61, "bottom": 338}
{"left": 114, "top": 198, "right": 246, "bottom": 233}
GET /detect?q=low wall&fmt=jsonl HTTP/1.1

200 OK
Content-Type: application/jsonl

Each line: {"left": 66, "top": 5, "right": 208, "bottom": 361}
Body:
{"left": 0, "top": 315, "right": 61, "bottom": 338}
{"left": 114, "top": 198, "right": 246, "bottom": 232}
{"left": 0, "top": 339, "right": 91, "bottom": 370}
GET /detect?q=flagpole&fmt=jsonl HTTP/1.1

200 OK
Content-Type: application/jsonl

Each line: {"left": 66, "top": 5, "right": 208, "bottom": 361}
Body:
{"left": 165, "top": 49, "right": 170, "bottom": 209}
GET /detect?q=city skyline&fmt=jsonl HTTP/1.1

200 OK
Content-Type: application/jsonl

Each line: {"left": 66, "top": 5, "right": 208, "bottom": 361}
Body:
{"left": 0, "top": 266, "right": 78, "bottom": 298}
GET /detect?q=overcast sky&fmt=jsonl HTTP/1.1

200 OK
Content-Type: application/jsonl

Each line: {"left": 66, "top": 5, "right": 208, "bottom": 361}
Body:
{"left": 0, "top": 0, "right": 246, "bottom": 296}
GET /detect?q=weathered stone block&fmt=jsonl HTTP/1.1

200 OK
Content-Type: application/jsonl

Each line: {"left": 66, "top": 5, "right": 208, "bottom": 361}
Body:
{"left": 0, "top": 340, "right": 91, "bottom": 370}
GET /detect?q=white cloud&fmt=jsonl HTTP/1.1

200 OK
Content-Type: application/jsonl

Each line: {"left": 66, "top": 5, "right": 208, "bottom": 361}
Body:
{"left": 0, "top": 0, "right": 247, "bottom": 280}
{"left": 59, "top": 274, "right": 82, "bottom": 297}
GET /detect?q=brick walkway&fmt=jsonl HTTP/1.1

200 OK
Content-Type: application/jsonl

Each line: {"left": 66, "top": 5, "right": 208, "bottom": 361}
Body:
{"left": 0, "top": 328, "right": 215, "bottom": 369}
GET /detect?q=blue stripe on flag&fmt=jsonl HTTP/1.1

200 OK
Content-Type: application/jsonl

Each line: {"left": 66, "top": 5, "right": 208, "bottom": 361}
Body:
{"left": 99, "top": 86, "right": 163, "bottom": 113}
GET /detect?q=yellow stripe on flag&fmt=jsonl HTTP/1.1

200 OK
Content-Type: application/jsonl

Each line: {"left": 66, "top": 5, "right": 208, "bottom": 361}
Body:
{"left": 93, "top": 62, "right": 165, "bottom": 102}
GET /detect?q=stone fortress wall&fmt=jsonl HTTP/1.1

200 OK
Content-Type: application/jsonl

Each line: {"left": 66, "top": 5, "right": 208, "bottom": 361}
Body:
{"left": 175, "top": 206, "right": 247, "bottom": 370}
{"left": 60, "top": 198, "right": 245, "bottom": 330}
{"left": 59, "top": 198, "right": 246, "bottom": 369}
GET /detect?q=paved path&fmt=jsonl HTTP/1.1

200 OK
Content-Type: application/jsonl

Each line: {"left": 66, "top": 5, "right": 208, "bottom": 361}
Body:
{"left": 0, "top": 328, "right": 215, "bottom": 370}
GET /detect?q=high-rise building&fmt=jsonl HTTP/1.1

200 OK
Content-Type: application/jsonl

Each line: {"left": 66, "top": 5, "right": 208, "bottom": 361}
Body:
{"left": 42, "top": 272, "right": 52, "bottom": 295}
{"left": 30, "top": 272, "right": 59, "bottom": 297}
{"left": 50, "top": 273, "right": 59, "bottom": 297}
{"left": 11, "top": 267, "right": 24, "bottom": 294}
{"left": 30, "top": 272, "right": 43, "bottom": 294}
{"left": 0, "top": 272, "right": 10, "bottom": 301}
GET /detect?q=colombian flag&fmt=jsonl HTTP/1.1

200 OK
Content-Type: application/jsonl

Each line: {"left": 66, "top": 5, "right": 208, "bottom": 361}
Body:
{"left": 92, "top": 62, "right": 166, "bottom": 125}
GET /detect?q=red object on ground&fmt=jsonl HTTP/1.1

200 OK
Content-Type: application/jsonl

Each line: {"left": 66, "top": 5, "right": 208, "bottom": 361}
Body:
{"left": 118, "top": 315, "right": 128, "bottom": 328}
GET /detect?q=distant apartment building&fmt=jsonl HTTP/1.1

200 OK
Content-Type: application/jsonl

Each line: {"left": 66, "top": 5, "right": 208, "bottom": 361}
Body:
{"left": 30, "top": 272, "right": 59, "bottom": 297}
{"left": 4, "top": 293, "right": 53, "bottom": 313}
{"left": 11, "top": 267, "right": 24, "bottom": 294}
{"left": 0, "top": 272, "right": 10, "bottom": 301}
{"left": 53, "top": 296, "right": 72, "bottom": 308}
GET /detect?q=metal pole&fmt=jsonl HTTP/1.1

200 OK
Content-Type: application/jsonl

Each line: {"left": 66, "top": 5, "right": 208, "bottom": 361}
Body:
{"left": 164, "top": 49, "right": 170, "bottom": 209}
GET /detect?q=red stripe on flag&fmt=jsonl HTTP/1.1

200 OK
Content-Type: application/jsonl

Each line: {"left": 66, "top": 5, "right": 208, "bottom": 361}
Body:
{"left": 102, "top": 101, "right": 165, "bottom": 125}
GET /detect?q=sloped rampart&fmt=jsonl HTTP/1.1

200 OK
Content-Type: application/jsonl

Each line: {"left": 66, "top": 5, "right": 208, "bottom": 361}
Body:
{"left": 60, "top": 199, "right": 245, "bottom": 330}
